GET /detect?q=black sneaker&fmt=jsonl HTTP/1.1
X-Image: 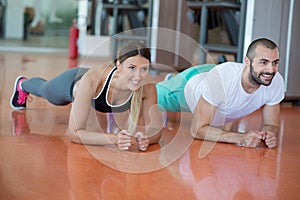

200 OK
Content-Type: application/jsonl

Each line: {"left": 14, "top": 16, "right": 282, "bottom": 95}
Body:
{"left": 10, "top": 76, "right": 29, "bottom": 109}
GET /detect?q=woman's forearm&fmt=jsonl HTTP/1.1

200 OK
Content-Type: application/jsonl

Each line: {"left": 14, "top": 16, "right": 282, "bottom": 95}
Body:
{"left": 69, "top": 129, "right": 117, "bottom": 146}
{"left": 145, "top": 128, "right": 162, "bottom": 144}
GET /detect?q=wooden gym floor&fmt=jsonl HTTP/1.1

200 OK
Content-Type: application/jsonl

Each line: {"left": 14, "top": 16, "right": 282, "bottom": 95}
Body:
{"left": 0, "top": 52, "right": 299, "bottom": 200}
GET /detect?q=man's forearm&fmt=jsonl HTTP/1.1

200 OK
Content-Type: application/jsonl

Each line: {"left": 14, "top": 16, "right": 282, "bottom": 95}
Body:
{"left": 260, "top": 124, "right": 279, "bottom": 135}
{"left": 192, "top": 125, "right": 244, "bottom": 144}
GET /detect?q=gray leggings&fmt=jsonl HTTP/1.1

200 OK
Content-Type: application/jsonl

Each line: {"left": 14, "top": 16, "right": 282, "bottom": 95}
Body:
{"left": 21, "top": 68, "right": 89, "bottom": 105}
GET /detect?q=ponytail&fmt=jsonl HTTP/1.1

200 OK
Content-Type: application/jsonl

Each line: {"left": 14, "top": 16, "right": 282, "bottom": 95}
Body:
{"left": 116, "top": 41, "right": 150, "bottom": 135}
{"left": 127, "top": 86, "right": 143, "bottom": 136}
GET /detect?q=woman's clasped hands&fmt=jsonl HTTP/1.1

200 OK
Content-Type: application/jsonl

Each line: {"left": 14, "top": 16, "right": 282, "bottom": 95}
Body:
{"left": 117, "top": 130, "right": 149, "bottom": 151}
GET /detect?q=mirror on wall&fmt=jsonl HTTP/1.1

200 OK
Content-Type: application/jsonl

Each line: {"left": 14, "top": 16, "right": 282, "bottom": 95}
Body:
{"left": 77, "top": 0, "right": 153, "bottom": 58}
{"left": 0, "top": 0, "right": 78, "bottom": 52}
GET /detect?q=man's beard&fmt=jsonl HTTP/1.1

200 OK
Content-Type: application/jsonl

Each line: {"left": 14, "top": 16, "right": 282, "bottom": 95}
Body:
{"left": 249, "top": 62, "right": 275, "bottom": 86}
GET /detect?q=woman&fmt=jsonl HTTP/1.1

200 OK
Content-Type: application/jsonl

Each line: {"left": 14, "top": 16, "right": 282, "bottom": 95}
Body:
{"left": 10, "top": 41, "right": 163, "bottom": 151}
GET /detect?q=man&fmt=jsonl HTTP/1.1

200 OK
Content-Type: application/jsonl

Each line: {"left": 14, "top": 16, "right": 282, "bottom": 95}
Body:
{"left": 156, "top": 38, "right": 284, "bottom": 148}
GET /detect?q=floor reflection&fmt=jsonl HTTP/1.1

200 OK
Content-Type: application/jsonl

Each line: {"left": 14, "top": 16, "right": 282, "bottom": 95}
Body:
{"left": 0, "top": 53, "right": 300, "bottom": 199}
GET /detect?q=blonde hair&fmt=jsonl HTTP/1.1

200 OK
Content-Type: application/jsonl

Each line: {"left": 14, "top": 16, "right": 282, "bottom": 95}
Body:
{"left": 127, "top": 86, "right": 143, "bottom": 136}
{"left": 116, "top": 41, "right": 150, "bottom": 136}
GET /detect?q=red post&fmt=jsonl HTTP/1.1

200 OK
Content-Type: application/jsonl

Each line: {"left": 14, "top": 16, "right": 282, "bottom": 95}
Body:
{"left": 69, "top": 20, "right": 79, "bottom": 59}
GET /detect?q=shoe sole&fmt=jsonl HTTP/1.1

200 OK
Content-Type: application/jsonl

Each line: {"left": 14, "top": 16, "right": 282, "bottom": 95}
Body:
{"left": 164, "top": 73, "right": 174, "bottom": 81}
{"left": 10, "top": 75, "right": 26, "bottom": 110}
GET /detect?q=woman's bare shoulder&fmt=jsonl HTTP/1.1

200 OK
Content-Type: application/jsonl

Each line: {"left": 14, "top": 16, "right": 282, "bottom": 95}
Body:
{"left": 82, "top": 65, "right": 115, "bottom": 83}
{"left": 142, "top": 83, "right": 157, "bottom": 98}
{"left": 143, "top": 82, "right": 156, "bottom": 90}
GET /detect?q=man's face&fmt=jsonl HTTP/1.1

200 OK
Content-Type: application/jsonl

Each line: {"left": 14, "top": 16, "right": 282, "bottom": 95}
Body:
{"left": 248, "top": 45, "right": 279, "bottom": 86}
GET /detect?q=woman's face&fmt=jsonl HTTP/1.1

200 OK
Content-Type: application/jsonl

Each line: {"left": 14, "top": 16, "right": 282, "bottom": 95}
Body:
{"left": 117, "top": 55, "right": 150, "bottom": 91}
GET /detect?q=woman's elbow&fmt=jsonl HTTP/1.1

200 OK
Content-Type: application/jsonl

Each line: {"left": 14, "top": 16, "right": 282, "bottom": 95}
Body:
{"left": 68, "top": 129, "right": 82, "bottom": 144}
{"left": 155, "top": 131, "right": 163, "bottom": 142}
{"left": 149, "top": 129, "right": 162, "bottom": 144}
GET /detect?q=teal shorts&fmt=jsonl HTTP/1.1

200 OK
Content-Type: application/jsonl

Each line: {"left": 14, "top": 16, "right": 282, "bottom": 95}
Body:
{"left": 156, "top": 64, "right": 216, "bottom": 112}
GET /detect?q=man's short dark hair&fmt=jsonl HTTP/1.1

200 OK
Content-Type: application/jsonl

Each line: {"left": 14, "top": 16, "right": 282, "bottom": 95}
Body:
{"left": 246, "top": 38, "right": 278, "bottom": 60}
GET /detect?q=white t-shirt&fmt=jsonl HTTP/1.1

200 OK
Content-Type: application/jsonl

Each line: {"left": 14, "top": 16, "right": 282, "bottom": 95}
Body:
{"left": 184, "top": 62, "right": 285, "bottom": 126}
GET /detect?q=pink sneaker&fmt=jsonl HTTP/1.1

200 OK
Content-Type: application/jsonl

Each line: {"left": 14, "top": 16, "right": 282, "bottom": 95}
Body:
{"left": 10, "top": 76, "right": 29, "bottom": 109}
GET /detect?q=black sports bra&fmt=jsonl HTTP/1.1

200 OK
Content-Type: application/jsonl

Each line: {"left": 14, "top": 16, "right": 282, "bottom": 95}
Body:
{"left": 92, "top": 67, "right": 133, "bottom": 113}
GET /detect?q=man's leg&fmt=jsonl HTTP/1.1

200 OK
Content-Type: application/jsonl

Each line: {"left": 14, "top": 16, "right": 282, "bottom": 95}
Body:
{"left": 156, "top": 64, "right": 216, "bottom": 112}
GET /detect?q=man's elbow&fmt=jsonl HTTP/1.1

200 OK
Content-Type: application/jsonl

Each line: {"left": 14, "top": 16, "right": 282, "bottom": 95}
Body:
{"left": 190, "top": 126, "right": 205, "bottom": 140}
